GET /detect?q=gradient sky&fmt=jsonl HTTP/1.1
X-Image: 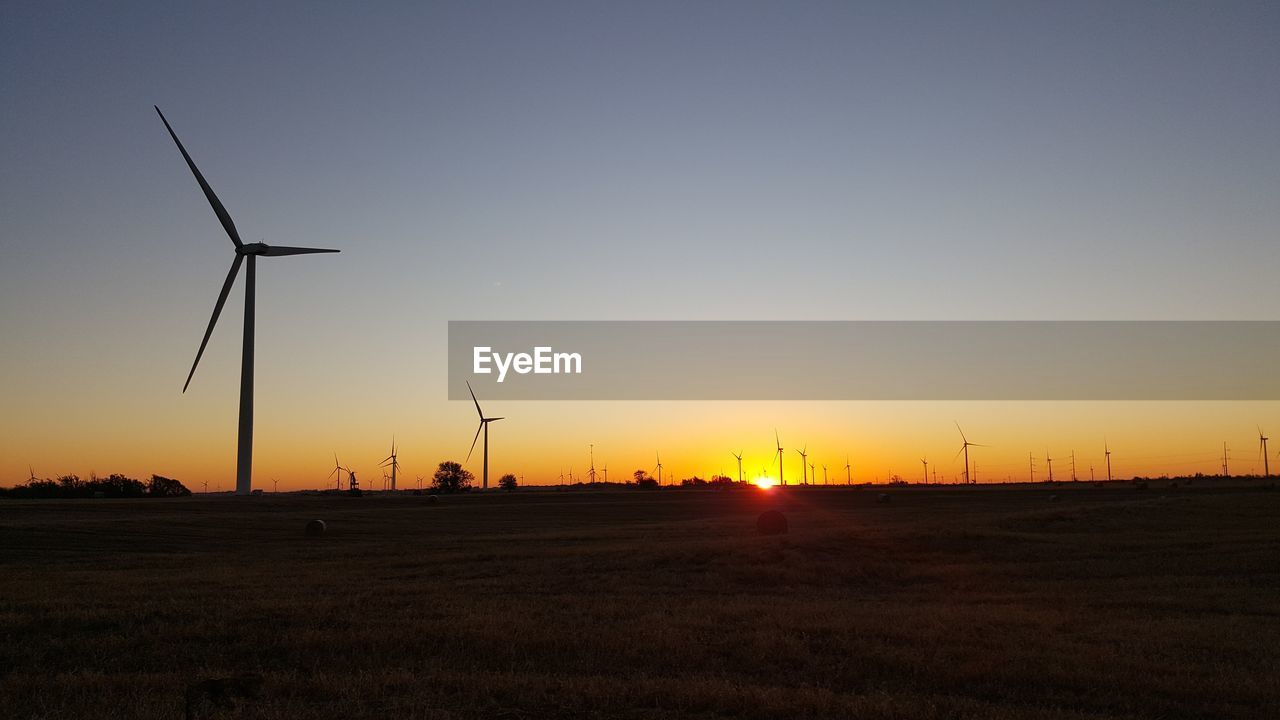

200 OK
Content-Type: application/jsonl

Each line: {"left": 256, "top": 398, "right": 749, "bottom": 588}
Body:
{"left": 2, "top": 1, "right": 1278, "bottom": 488}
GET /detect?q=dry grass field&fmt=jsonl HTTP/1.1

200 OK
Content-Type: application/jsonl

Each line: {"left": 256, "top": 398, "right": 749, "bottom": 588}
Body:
{"left": 2, "top": 482, "right": 1278, "bottom": 719}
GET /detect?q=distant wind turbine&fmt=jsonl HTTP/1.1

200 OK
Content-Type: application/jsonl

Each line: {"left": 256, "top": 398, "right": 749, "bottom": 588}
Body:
{"left": 844, "top": 455, "right": 851, "bottom": 484}
{"left": 954, "top": 423, "right": 986, "bottom": 484}
{"left": 921, "top": 456, "right": 928, "bottom": 484}
{"left": 329, "top": 453, "right": 348, "bottom": 490}
{"left": 1104, "top": 440, "right": 1113, "bottom": 481}
{"left": 380, "top": 437, "right": 401, "bottom": 491}
{"left": 1046, "top": 451, "right": 1054, "bottom": 483}
{"left": 158, "top": 106, "right": 340, "bottom": 496}
{"left": 796, "top": 445, "right": 809, "bottom": 484}
{"left": 654, "top": 453, "right": 664, "bottom": 485}
{"left": 465, "top": 381, "right": 504, "bottom": 490}
{"left": 774, "top": 430, "right": 785, "bottom": 486}
{"left": 731, "top": 450, "right": 744, "bottom": 484}
{"left": 1260, "top": 427, "right": 1271, "bottom": 478}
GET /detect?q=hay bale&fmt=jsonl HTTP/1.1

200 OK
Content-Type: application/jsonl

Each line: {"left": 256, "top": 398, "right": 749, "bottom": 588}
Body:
{"left": 1049, "top": 494, "right": 1060, "bottom": 502}
{"left": 425, "top": 495, "right": 439, "bottom": 505}
{"left": 304, "top": 519, "right": 326, "bottom": 537}
{"left": 876, "top": 493, "right": 891, "bottom": 504}
{"left": 1135, "top": 481, "right": 1149, "bottom": 491}
{"left": 756, "top": 510, "right": 788, "bottom": 535}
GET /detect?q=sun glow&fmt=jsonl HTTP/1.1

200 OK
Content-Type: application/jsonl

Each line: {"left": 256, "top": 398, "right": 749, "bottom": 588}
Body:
{"left": 752, "top": 476, "right": 777, "bottom": 489}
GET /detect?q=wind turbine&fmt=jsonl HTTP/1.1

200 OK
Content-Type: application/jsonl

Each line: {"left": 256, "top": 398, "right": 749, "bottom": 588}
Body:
{"left": 465, "top": 381, "right": 504, "bottom": 490}
{"left": 1104, "top": 441, "right": 1113, "bottom": 481}
{"left": 379, "top": 437, "right": 401, "bottom": 491}
{"left": 822, "top": 464, "right": 828, "bottom": 485}
{"left": 954, "top": 423, "right": 986, "bottom": 484}
{"left": 844, "top": 455, "right": 851, "bottom": 484}
{"left": 328, "top": 453, "right": 348, "bottom": 490}
{"left": 158, "top": 106, "right": 340, "bottom": 496}
{"left": 588, "top": 444, "right": 597, "bottom": 484}
{"left": 1029, "top": 452, "right": 1036, "bottom": 483}
{"left": 731, "top": 450, "right": 744, "bottom": 484}
{"left": 1260, "top": 427, "right": 1271, "bottom": 478}
{"left": 1046, "top": 451, "right": 1054, "bottom": 483}
{"left": 654, "top": 453, "right": 664, "bottom": 485}
{"left": 796, "top": 445, "right": 809, "bottom": 484}
{"left": 921, "top": 456, "right": 928, "bottom": 484}
{"left": 1070, "top": 450, "right": 1078, "bottom": 482}
{"left": 809, "top": 461, "right": 815, "bottom": 485}
{"left": 774, "top": 430, "right": 786, "bottom": 486}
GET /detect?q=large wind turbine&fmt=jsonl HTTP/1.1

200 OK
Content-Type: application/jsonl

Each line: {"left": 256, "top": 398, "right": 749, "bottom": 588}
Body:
{"left": 158, "top": 106, "right": 339, "bottom": 496}
{"left": 466, "top": 381, "right": 504, "bottom": 489}
{"left": 380, "top": 438, "right": 400, "bottom": 491}
{"left": 954, "top": 423, "right": 986, "bottom": 484}
{"left": 796, "top": 445, "right": 809, "bottom": 485}
{"left": 844, "top": 455, "right": 851, "bottom": 484}
{"left": 1104, "top": 441, "right": 1112, "bottom": 481}
{"left": 731, "top": 450, "right": 744, "bottom": 484}
{"left": 654, "top": 453, "right": 664, "bottom": 485}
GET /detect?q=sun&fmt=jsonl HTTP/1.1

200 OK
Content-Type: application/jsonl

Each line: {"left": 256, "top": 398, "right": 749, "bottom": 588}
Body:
{"left": 752, "top": 476, "right": 777, "bottom": 489}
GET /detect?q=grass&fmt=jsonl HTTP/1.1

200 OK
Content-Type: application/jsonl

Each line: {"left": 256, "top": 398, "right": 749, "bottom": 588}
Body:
{"left": 2, "top": 482, "right": 1278, "bottom": 719}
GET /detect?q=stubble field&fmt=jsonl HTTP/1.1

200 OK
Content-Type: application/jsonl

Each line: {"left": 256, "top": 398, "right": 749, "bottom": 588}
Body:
{"left": 2, "top": 482, "right": 1278, "bottom": 719}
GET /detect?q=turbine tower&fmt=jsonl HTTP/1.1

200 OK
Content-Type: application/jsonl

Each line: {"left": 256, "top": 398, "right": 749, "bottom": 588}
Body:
{"left": 844, "top": 455, "right": 851, "bottom": 484}
{"left": 921, "top": 456, "right": 928, "bottom": 484}
{"left": 731, "top": 450, "right": 744, "bottom": 484}
{"left": 1105, "top": 441, "right": 1112, "bottom": 482}
{"left": 654, "top": 453, "right": 664, "bottom": 485}
{"left": 158, "top": 106, "right": 340, "bottom": 495}
{"left": 796, "top": 445, "right": 809, "bottom": 484}
{"left": 954, "top": 423, "right": 985, "bottom": 484}
{"left": 1046, "top": 451, "right": 1054, "bottom": 483}
{"left": 379, "top": 438, "right": 400, "bottom": 491}
{"left": 466, "top": 381, "right": 504, "bottom": 489}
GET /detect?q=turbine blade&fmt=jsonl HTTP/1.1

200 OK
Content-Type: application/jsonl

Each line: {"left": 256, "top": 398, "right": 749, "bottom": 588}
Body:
{"left": 154, "top": 106, "right": 243, "bottom": 248}
{"left": 467, "top": 422, "right": 483, "bottom": 461}
{"left": 183, "top": 254, "right": 244, "bottom": 392}
{"left": 466, "top": 381, "right": 484, "bottom": 418}
{"left": 488, "top": 417, "right": 505, "bottom": 422}
{"left": 261, "top": 245, "right": 341, "bottom": 256}
{"left": 955, "top": 421, "right": 968, "bottom": 443}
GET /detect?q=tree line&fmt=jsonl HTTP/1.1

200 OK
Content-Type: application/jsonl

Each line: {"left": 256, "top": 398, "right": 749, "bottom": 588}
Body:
{"left": 1, "top": 473, "right": 191, "bottom": 499}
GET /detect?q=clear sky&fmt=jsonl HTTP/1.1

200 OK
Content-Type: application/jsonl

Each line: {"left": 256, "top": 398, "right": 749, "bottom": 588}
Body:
{"left": 2, "top": 1, "right": 1278, "bottom": 488}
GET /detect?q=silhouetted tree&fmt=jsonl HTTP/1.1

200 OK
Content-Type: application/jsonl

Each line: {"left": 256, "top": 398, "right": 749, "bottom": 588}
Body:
{"left": 148, "top": 475, "right": 192, "bottom": 497}
{"left": 498, "top": 473, "right": 517, "bottom": 491}
{"left": 433, "top": 461, "right": 473, "bottom": 493}
{"left": 633, "top": 469, "right": 650, "bottom": 483}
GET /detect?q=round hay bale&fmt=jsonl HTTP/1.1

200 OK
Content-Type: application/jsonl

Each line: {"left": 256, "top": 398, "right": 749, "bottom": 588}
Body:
{"left": 1049, "top": 494, "right": 1060, "bottom": 502}
{"left": 1135, "top": 481, "right": 1149, "bottom": 491}
{"left": 756, "top": 510, "right": 788, "bottom": 535}
{"left": 425, "top": 495, "right": 439, "bottom": 505}
{"left": 876, "top": 493, "right": 891, "bottom": 504}
{"left": 304, "top": 519, "right": 326, "bottom": 537}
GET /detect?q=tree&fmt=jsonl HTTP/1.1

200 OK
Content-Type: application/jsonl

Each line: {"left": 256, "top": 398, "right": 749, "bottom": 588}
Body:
{"left": 148, "top": 475, "right": 192, "bottom": 497}
{"left": 432, "top": 461, "right": 474, "bottom": 493}
{"left": 498, "top": 473, "right": 517, "bottom": 491}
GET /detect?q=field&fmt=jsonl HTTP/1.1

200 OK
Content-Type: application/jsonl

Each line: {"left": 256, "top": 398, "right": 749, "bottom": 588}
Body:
{"left": 2, "top": 482, "right": 1278, "bottom": 719}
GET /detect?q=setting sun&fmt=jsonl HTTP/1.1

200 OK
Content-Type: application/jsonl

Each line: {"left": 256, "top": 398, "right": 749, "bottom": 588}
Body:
{"left": 752, "top": 476, "right": 777, "bottom": 490}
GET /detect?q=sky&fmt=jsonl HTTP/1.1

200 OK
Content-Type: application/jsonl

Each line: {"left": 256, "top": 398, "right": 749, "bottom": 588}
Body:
{"left": 2, "top": 1, "right": 1278, "bottom": 489}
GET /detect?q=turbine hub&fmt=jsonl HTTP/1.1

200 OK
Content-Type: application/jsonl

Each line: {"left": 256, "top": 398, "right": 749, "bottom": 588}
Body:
{"left": 237, "top": 242, "right": 269, "bottom": 255}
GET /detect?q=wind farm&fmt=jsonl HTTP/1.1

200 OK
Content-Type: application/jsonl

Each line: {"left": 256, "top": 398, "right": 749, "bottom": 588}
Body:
{"left": 4, "top": 2, "right": 1279, "bottom": 719}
